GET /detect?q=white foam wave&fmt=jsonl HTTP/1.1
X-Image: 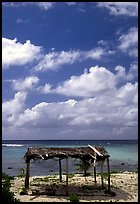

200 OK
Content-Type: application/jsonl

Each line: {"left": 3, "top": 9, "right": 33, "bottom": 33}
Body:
{"left": 2, "top": 144, "right": 23, "bottom": 147}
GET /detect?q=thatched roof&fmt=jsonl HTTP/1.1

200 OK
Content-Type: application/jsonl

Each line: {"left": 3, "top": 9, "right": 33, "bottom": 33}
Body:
{"left": 24, "top": 145, "right": 110, "bottom": 163}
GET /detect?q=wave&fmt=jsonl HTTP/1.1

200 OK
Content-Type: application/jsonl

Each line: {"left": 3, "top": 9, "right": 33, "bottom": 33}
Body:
{"left": 2, "top": 144, "right": 23, "bottom": 147}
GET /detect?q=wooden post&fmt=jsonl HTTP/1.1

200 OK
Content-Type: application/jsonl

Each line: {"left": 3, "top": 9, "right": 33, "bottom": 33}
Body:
{"left": 66, "top": 157, "right": 68, "bottom": 195}
{"left": 100, "top": 160, "right": 104, "bottom": 189}
{"left": 94, "top": 165, "right": 97, "bottom": 183}
{"left": 25, "top": 161, "right": 30, "bottom": 189}
{"left": 59, "top": 157, "right": 62, "bottom": 182}
{"left": 107, "top": 157, "right": 110, "bottom": 191}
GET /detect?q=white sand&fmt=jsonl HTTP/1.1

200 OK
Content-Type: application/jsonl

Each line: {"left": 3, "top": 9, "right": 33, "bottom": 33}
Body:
{"left": 10, "top": 171, "right": 138, "bottom": 202}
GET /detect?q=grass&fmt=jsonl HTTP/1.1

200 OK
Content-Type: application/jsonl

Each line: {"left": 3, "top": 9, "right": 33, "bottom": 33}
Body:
{"left": 2, "top": 172, "right": 20, "bottom": 202}
{"left": 68, "top": 173, "right": 75, "bottom": 178}
{"left": 69, "top": 194, "right": 80, "bottom": 202}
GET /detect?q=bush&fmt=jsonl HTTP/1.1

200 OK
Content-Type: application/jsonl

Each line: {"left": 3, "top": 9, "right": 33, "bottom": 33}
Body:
{"left": 104, "top": 190, "right": 116, "bottom": 197}
{"left": 18, "top": 168, "right": 25, "bottom": 178}
{"left": 75, "top": 157, "right": 91, "bottom": 177}
{"left": 68, "top": 173, "right": 74, "bottom": 178}
{"left": 19, "top": 188, "right": 28, "bottom": 195}
{"left": 69, "top": 194, "right": 80, "bottom": 202}
{"left": 2, "top": 173, "right": 20, "bottom": 202}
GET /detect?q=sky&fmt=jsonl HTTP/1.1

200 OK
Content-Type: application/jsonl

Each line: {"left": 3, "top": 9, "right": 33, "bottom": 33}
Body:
{"left": 2, "top": 2, "right": 138, "bottom": 140}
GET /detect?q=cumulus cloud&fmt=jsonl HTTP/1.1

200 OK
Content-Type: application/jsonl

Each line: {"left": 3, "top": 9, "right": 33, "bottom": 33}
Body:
{"left": 84, "top": 47, "right": 105, "bottom": 60}
{"left": 34, "top": 48, "right": 114, "bottom": 71}
{"left": 2, "top": 37, "right": 42, "bottom": 68}
{"left": 35, "top": 2, "right": 55, "bottom": 10}
{"left": 2, "top": 92, "right": 27, "bottom": 118}
{"left": 118, "top": 27, "right": 138, "bottom": 57}
{"left": 2, "top": 82, "right": 137, "bottom": 139}
{"left": 2, "top": 37, "right": 114, "bottom": 72}
{"left": 97, "top": 2, "right": 138, "bottom": 16}
{"left": 37, "top": 83, "right": 52, "bottom": 94}
{"left": 66, "top": 2, "right": 77, "bottom": 6}
{"left": 115, "top": 62, "right": 138, "bottom": 83}
{"left": 2, "top": 2, "right": 55, "bottom": 10}
{"left": 34, "top": 50, "right": 81, "bottom": 71}
{"left": 127, "top": 62, "right": 138, "bottom": 81}
{"left": 12, "top": 76, "right": 39, "bottom": 91}
{"left": 2, "top": 64, "right": 138, "bottom": 139}
{"left": 38, "top": 64, "right": 137, "bottom": 98}
{"left": 55, "top": 66, "right": 116, "bottom": 97}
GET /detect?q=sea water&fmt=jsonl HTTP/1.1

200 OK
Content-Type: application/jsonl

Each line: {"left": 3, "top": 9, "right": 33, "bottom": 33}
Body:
{"left": 2, "top": 140, "right": 138, "bottom": 176}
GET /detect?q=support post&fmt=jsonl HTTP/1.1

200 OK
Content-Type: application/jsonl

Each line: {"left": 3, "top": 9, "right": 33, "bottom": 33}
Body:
{"left": 66, "top": 157, "right": 68, "bottom": 195}
{"left": 107, "top": 157, "right": 110, "bottom": 191}
{"left": 100, "top": 160, "right": 104, "bottom": 189}
{"left": 59, "top": 157, "right": 62, "bottom": 182}
{"left": 25, "top": 161, "right": 30, "bottom": 189}
{"left": 94, "top": 165, "right": 97, "bottom": 183}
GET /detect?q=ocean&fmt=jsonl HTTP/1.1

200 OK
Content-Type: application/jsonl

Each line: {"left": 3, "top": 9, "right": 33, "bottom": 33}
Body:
{"left": 2, "top": 140, "right": 138, "bottom": 177}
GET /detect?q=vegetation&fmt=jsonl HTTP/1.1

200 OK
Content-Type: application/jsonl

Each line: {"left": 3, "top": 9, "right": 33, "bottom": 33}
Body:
{"left": 68, "top": 173, "right": 75, "bottom": 178}
{"left": 2, "top": 173, "right": 20, "bottom": 202}
{"left": 69, "top": 194, "right": 80, "bottom": 202}
{"left": 104, "top": 190, "right": 116, "bottom": 197}
{"left": 19, "top": 188, "right": 28, "bottom": 195}
{"left": 18, "top": 168, "right": 25, "bottom": 178}
{"left": 75, "top": 157, "right": 91, "bottom": 177}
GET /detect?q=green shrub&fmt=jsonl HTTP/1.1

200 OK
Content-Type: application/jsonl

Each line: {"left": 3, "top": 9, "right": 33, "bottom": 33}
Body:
{"left": 19, "top": 188, "right": 28, "bottom": 195}
{"left": 2, "top": 172, "right": 20, "bottom": 202}
{"left": 104, "top": 190, "right": 116, "bottom": 197}
{"left": 68, "top": 173, "right": 75, "bottom": 178}
{"left": 75, "top": 157, "right": 91, "bottom": 177}
{"left": 69, "top": 194, "right": 80, "bottom": 202}
{"left": 18, "top": 168, "right": 25, "bottom": 178}
{"left": 110, "top": 170, "right": 119, "bottom": 174}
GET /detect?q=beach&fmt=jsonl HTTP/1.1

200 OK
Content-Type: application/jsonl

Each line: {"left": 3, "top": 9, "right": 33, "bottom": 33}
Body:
{"left": 10, "top": 171, "right": 138, "bottom": 202}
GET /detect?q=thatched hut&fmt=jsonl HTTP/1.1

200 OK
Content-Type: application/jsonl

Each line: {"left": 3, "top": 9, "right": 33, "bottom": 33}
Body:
{"left": 24, "top": 145, "right": 111, "bottom": 193}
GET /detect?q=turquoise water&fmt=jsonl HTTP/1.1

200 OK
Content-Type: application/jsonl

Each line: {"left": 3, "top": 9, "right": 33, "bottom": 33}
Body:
{"left": 2, "top": 140, "right": 138, "bottom": 176}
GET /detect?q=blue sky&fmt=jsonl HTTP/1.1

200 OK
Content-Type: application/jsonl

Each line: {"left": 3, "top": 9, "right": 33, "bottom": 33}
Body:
{"left": 2, "top": 2, "right": 138, "bottom": 140}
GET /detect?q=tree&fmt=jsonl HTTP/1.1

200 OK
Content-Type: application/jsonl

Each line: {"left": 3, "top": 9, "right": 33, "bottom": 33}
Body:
{"left": 75, "top": 157, "right": 91, "bottom": 177}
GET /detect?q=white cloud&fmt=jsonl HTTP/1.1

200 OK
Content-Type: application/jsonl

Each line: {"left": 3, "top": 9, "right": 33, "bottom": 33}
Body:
{"left": 2, "top": 2, "right": 55, "bottom": 10}
{"left": 2, "top": 37, "right": 42, "bottom": 68}
{"left": 118, "top": 27, "right": 138, "bottom": 57}
{"left": 34, "top": 48, "right": 114, "bottom": 71}
{"left": 2, "top": 63, "right": 138, "bottom": 139}
{"left": 127, "top": 62, "right": 138, "bottom": 81}
{"left": 12, "top": 76, "right": 39, "bottom": 91}
{"left": 115, "top": 62, "right": 138, "bottom": 82}
{"left": 2, "top": 92, "right": 27, "bottom": 119}
{"left": 98, "top": 40, "right": 109, "bottom": 46}
{"left": 2, "top": 37, "right": 114, "bottom": 72}
{"left": 16, "top": 18, "right": 29, "bottom": 24}
{"left": 37, "top": 83, "right": 52, "bottom": 94}
{"left": 35, "top": 2, "right": 55, "bottom": 10}
{"left": 34, "top": 50, "right": 81, "bottom": 71}
{"left": 3, "top": 82, "right": 137, "bottom": 139}
{"left": 2, "top": 2, "right": 25, "bottom": 7}
{"left": 38, "top": 64, "right": 137, "bottom": 98}
{"left": 84, "top": 47, "right": 105, "bottom": 60}
{"left": 55, "top": 65, "right": 116, "bottom": 97}
{"left": 116, "top": 82, "right": 138, "bottom": 105}
{"left": 97, "top": 2, "right": 138, "bottom": 16}
{"left": 66, "top": 2, "right": 77, "bottom": 6}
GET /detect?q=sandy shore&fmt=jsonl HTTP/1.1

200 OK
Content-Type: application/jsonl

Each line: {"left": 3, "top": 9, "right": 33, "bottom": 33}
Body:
{"left": 10, "top": 171, "right": 138, "bottom": 202}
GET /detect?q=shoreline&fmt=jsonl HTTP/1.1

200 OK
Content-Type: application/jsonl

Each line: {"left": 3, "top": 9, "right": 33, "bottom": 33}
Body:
{"left": 10, "top": 171, "right": 138, "bottom": 202}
